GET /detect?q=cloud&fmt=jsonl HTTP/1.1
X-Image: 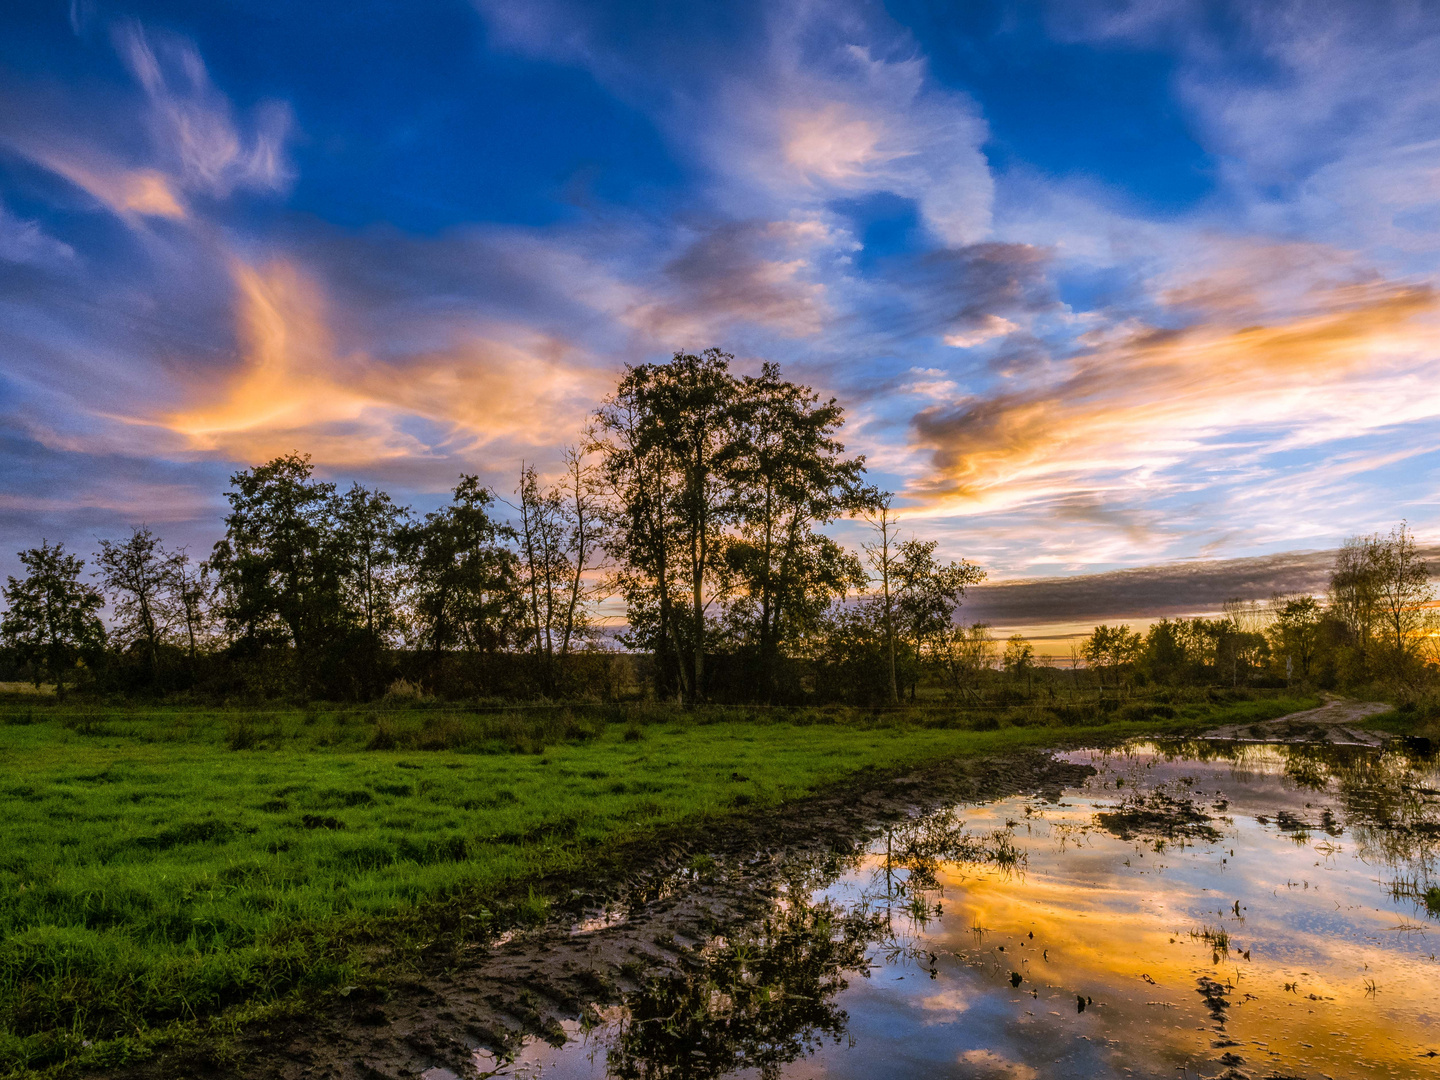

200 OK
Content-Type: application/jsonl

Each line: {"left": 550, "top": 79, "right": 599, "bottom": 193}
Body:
{"left": 157, "top": 258, "right": 608, "bottom": 473}
{"left": 0, "top": 202, "right": 75, "bottom": 265}
{"left": 1050, "top": 0, "right": 1440, "bottom": 264}
{"left": 0, "top": 20, "right": 292, "bottom": 225}
{"left": 113, "top": 22, "right": 294, "bottom": 200}
{"left": 702, "top": 17, "right": 994, "bottom": 247}
{"left": 623, "top": 218, "right": 831, "bottom": 340}
{"left": 955, "top": 1048, "right": 1037, "bottom": 1080}
{"left": 911, "top": 273, "right": 1440, "bottom": 515}
{"left": 961, "top": 547, "right": 1371, "bottom": 626}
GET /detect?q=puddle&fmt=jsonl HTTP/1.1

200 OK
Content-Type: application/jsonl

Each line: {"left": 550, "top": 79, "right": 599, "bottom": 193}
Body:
{"left": 477, "top": 739, "right": 1440, "bottom": 1079}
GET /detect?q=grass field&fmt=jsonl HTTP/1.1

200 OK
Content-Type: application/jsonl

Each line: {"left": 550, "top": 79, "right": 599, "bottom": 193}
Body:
{"left": 0, "top": 692, "right": 1319, "bottom": 1076}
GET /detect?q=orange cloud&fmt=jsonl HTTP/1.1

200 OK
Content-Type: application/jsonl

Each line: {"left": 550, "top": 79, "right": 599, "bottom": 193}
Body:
{"left": 912, "top": 278, "right": 1440, "bottom": 514}
{"left": 34, "top": 154, "right": 186, "bottom": 220}
{"left": 163, "top": 259, "right": 606, "bottom": 470}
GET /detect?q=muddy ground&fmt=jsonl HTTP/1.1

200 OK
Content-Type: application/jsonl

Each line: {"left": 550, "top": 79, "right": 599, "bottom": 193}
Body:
{"left": 1200, "top": 695, "right": 1391, "bottom": 745}
{"left": 99, "top": 751, "right": 1095, "bottom": 1080}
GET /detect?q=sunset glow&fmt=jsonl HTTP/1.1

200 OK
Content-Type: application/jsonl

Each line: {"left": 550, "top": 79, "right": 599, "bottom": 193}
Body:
{"left": 3, "top": 0, "right": 1439, "bottom": 619}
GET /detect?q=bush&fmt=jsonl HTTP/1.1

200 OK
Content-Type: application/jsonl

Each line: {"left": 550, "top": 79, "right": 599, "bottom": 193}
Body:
{"left": 225, "top": 720, "right": 258, "bottom": 750}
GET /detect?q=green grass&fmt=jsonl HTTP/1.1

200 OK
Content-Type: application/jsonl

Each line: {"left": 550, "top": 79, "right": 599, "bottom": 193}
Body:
{"left": 0, "top": 692, "right": 1316, "bottom": 1076}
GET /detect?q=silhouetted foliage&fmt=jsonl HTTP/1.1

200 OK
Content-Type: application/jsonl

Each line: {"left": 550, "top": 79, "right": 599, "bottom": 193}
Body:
{"left": 1, "top": 541, "right": 105, "bottom": 695}
{"left": 3, "top": 353, "right": 1433, "bottom": 705}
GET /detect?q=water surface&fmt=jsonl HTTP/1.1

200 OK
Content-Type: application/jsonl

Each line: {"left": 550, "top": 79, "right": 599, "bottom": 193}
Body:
{"left": 470, "top": 739, "right": 1440, "bottom": 1079}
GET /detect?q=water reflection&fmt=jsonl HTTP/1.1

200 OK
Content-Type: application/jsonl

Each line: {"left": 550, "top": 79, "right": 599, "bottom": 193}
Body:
{"left": 481, "top": 739, "right": 1440, "bottom": 1079}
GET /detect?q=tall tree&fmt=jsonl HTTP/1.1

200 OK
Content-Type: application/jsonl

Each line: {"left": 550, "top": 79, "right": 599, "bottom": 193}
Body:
{"left": 207, "top": 452, "right": 344, "bottom": 656}
{"left": 94, "top": 526, "right": 186, "bottom": 679}
{"left": 892, "top": 538, "right": 986, "bottom": 699}
{"left": 333, "top": 482, "right": 408, "bottom": 645}
{"left": 558, "top": 444, "right": 601, "bottom": 657}
{"left": 1267, "top": 595, "right": 1323, "bottom": 682}
{"left": 1, "top": 541, "right": 105, "bottom": 695}
{"left": 1082, "top": 624, "right": 1143, "bottom": 689}
{"left": 1370, "top": 521, "right": 1432, "bottom": 663}
{"left": 596, "top": 349, "right": 742, "bottom": 701}
{"left": 860, "top": 494, "right": 902, "bottom": 704}
{"left": 1329, "top": 537, "right": 1380, "bottom": 655}
{"left": 402, "top": 475, "right": 524, "bottom": 674}
{"left": 725, "top": 363, "right": 868, "bottom": 699}
{"left": 515, "top": 462, "right": 568, "bottom": 691}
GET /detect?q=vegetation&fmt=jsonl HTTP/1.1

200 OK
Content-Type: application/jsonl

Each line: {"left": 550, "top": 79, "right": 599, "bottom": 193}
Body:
{"left": 1, "top": 350, "right": 1433, "bottom": 709}
{"left": 1073, "top": 522, "right": 1438, "bottom": 710}
{"left": 0, "top": 347, "right": 1432, "bottom": 1074}
{"left": 0, "top": 691, "right": 1312, "bottom": 1075}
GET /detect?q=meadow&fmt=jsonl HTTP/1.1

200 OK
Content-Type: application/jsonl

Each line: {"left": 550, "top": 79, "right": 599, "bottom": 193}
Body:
{"left": 0, "top": 692, "right": 1321, "bottom": 1076}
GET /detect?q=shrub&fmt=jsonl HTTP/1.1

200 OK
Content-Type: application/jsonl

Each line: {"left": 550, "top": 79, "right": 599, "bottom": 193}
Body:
{"left": 226, "top": 720, "right": 258, "bottom": 750}
{"left": 365, "top": 720, "right": 398, "bottom": 750}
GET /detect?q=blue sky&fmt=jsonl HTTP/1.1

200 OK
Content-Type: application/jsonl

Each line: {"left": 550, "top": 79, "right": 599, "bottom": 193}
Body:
{"left": 2, "top": 0, "right": 1439, "bottom": 611}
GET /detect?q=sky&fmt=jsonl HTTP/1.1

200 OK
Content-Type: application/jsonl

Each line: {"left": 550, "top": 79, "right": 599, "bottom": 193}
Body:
{"left": 2, "top": 0, "right": 1439, "bottom": 640}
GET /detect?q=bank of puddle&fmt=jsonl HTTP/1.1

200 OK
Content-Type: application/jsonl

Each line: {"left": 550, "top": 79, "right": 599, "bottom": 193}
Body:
{"left": 444, "top": 738, "right": 1440, "bottom": 1079}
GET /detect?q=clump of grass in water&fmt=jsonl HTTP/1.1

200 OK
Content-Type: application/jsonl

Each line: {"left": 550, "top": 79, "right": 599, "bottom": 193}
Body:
{"left": 1426, "top": 886, "right": 1440, "bottom": 917}
{"left": 1192, "top": 924, "right": 1230, "bottom": 957}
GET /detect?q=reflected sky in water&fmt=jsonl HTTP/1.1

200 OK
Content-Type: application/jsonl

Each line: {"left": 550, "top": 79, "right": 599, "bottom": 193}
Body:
{"left": 474, "top": 741, "right": 1440, "bottom": 1080}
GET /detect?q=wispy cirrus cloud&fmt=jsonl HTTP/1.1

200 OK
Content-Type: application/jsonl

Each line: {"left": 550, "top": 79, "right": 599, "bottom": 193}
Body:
{"left": 0, "top": 20, "right": 292, "bottom": 224}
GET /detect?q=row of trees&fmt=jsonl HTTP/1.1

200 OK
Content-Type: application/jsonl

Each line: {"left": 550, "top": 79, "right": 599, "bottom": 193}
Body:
{"left": 0, "top": 351, "right": 986, "bottom": 703}
{"left": 1076, "top": 524, "right": 1436, "bottom": 692}
{"left": 2, "top": 349, "right": 1433, "bottom": 702}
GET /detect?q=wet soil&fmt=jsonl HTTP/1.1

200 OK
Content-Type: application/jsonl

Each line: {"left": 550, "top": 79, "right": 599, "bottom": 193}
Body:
{"left": 1200, "top": 696, "right": 1391, "bottom": 746}
{"left": 100, "top": 751, "right": 1095, "bottom": 1080}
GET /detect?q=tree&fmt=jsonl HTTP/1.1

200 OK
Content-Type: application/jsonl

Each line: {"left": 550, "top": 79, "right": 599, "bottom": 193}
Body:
{"left": 176, "top": 557, "right": 213, "bottom": 664}
{"left": 515, "top": 462, "right": 569, "bottom": 692}
{"left": 1, "top": 541, "right": 104, "bottom": 695}
{"left": 940, "top": 623, "right": 996, "bottom": 701}
{"left": 1142, "top": 619, "right": 1190, "bottom": 685}
{"left": 333, "top": 482, "right": 409, "bottom": 695}
{"left": 1329, "top": 537, "right": 1381, "bottom": 655}
{"left": 557, "top": 444, "right": 602, "bottom": 658}
{"left": 860, "top": 494, "right": 902, "bottom": 704}
{"left": 333, "top": 483, "right": 408, "bottom": 644}
{"left": 596, "top": 349, "right": 742, "bottom": 702}
{"left": 402, "top": 475, "right": 524, "bottom": 678}
{"left": 1267, "top": 594, "right": 1323, "bottom": 683}
{"left": 1002, "top": 634, "right": 1035, "bottom": 685}
{"left": 207, "top": 452, "right": 344, "bottom": 657}
{"left": 1370, "top": 521, "right": 1432, "bottom": 664}
{"left": 94, "top": 526, "right": 186, "bottom": 680}
{"left": 892, "top": 538, "right": 985, "bottom": 699}
{"left": 724, "top": 364, "right": 868, "bottom": 699}
{"left": 1081, "top": 624, "right": 1142, "bottom": 689}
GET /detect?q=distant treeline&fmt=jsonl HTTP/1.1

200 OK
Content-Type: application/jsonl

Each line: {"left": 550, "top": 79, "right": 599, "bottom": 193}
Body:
{"left": 1075, "top": 523, "right": 1435, "bottom": 692}
{"left": 1, "top": 350, "right": 1435, "bottom": 704}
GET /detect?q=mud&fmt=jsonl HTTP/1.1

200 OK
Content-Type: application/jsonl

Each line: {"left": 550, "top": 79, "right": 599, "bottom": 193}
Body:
{"left": 101, "top": 751, "right": 1094, "bottom": 1080}
{"left": 1093, "top": 788, "right": 1223, "bottom": 843}
{"left": 1200, "top": 695, "right": 1392, "bottom": 745}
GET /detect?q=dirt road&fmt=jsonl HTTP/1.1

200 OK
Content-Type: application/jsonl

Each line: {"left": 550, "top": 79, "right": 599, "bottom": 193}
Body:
{"left": 1200, "top": 696, "right": 1393, "bottom": 746}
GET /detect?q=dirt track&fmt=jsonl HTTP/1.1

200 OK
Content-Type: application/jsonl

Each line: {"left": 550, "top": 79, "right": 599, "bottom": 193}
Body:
{"left": 1200, "top": 696, "right": 1392, "bottom": 745}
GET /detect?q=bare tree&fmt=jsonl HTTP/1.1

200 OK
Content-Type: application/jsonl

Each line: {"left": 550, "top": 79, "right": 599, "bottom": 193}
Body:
{"left": 515, "top": 462, "right": 567, "bottom": 686}
{"left": 559, "top": 444, "right": 601, "bottom": 657}
{"left": 861, "top": 492, "right": 901, "bottom": 704}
